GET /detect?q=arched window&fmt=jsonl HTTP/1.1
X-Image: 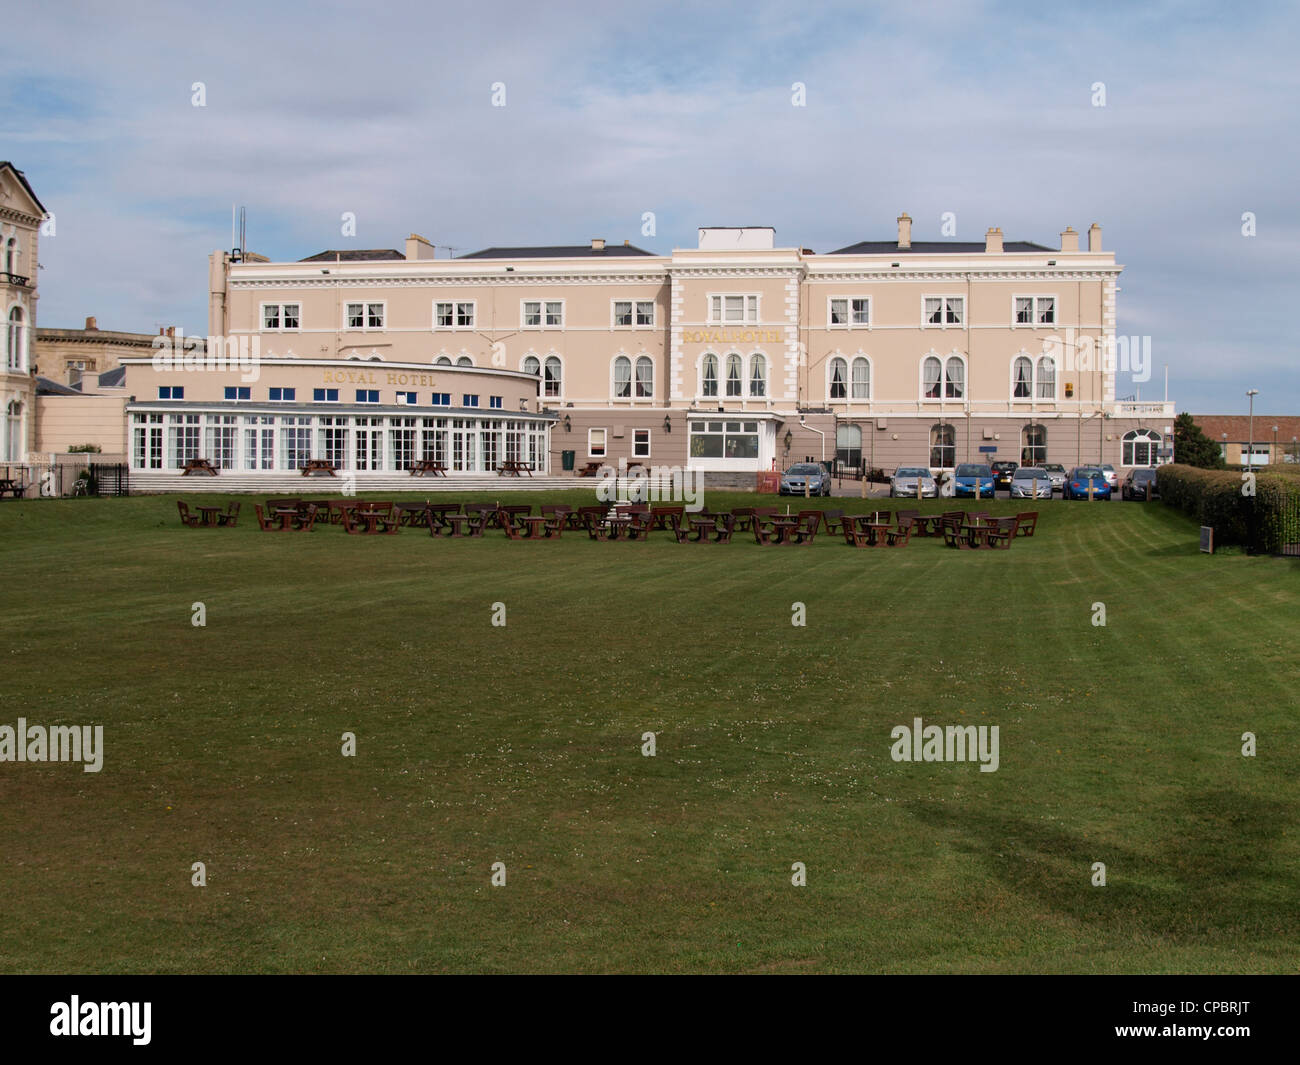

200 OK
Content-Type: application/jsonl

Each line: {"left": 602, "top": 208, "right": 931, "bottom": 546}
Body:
{"left": 634, "top": 356, "right": 653, "bottom": 399}
{"left": 930, "top": 423, "right": 956, "bottom": 468}
{"left": 944, "top": 356, "right": 965, "bottom": 399}
{"left": 1022, "top": 423, "right": 1047, "bottom": 465}
{"left": 749, "top": 354, "right": 766, "bottom": 397}
{"left": 851, "top": 357, "right": 870, "bottom": 399}
{"left": 543, "top": 356, "right": 562, "bottom": 397}
{"left": 725, "top": 353, "right": 742, "bottom": 397}
{"left": 1123, "top": 428, "right": 1162, "bottom": 466}
{"left": 456, "top": 355, "right": 473, "bottom": 367}
{"left": 1013, "top": 356, "right": 1033, "bottom": 399}
{"left": 613, "top": 356, "right": 631, "bottom": 398}
{"left": 436, "top": 355, "right": 453, "bottom": 366}
{"left": 829, "top": 357, "right": 847, "bottom": 400}
{"left": 522, "top": 355, "right": 540, "bottom": 376}
{"left": 701, "top": 353, "right": 718, "bottom": 398}
{"left": 836, "top": 423, "right": 862, "bottom": 467}
{"left": 922, "top": 355, "right": 942, "bottom": 399}
{"left": 1036, "top": 356, "right": 1056, "bottom": 399}
{"left": 7, "top": 307, "right": 25, "bottom": 372}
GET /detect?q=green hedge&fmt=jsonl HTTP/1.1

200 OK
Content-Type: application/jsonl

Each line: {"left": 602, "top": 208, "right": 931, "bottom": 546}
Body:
{"left": 1159, "top": 464, "right": 1300, "bottom": 554}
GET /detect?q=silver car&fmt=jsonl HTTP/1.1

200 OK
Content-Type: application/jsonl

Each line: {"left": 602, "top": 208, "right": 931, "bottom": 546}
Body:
{"left": 1010, "top": 466, "right": 1053, "bottom": 499}
{"left": 890, "top": 466, "right": 938, "bottom": 498}
{"left": 1099, "top": 463, "right": 1119, "bottom": 490}
{"left": 1041, "top": 463, "right": 1067, "bottom": 493}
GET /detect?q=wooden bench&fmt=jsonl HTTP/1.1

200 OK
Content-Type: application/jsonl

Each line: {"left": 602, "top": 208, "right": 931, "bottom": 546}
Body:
{"left": 410, "top": 459, "right": 448, "bottom": 476}
{"left": 300, "top": 459, "right": 338, "bottom": 476}
{"left": 1014, "top": 511, "right": 1039, "bottom": 537}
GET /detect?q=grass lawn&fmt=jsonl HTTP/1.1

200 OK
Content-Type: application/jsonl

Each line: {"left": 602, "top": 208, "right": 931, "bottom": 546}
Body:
{"left": 1, "top": 491, "right": 1297, "bottom": 973}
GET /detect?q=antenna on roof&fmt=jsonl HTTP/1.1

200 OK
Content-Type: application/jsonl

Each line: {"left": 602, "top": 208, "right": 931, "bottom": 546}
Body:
{"left": 231, "top": 204, "right": 246, "bottom": 263}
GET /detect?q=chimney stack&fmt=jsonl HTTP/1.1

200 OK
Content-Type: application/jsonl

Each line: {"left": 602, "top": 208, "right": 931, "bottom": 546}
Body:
{"left": 985, "top": 227, "right": 1003, "bottom": 254}
{"left": 896, "top": 213, "right": 912, "bottom": 249}
{"left": 1088, "top": 223, "right": 1102, "bottom": 251}
{"left": 1060, "top": 226, "right": 1079, "bottom": 252}
{"left": 84, "top": 316, "right": 98, "bottom": 331}
{"left": 591, "top": 238, "right": 606, "bottom": 251}
{"left": 405, "top": 233, "right": 436, "bottom": 261}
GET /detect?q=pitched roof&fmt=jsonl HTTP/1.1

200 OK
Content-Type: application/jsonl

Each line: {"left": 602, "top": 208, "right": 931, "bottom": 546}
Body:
{"left": 1192, "top": 414, "right": 1300, "bottom": 442}
{"left": 98, "top": 366, "right": 126, "bottom": 387}
{"left": 299, "top": 249, "right": 405, "bottom": 262}
{"left": 0, "top": 161, "right": 47, "bottom": 215}
{"left": 36, "top": 376, "right": 81, "bottom": 396}
{"left": 827, "top": 239, "right": 1054, "bottom": 255}
{"left": 458, "top": 244, "right": 657, "bottom": 259}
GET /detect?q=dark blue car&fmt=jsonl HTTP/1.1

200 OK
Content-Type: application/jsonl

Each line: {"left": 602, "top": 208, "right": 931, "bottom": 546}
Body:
{"left": 1065, "top": 467, "right": 1112, "bottom": 500}
{"left": 953, "top": 463, "right": 995, "bottom": 499}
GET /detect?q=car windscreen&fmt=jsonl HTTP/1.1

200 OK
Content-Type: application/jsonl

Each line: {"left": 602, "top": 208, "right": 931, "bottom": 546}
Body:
{"left": 955, "top": 465, "right": 990, "bottom": 476}
{"left": 1014, "top": 468, "right": 1046, "bottom": 478}
{"left": 786, "top": 465, "right": 821, "bottom": 475}
{"left": 896, "top": 468, "right": 929, "bottom": 477}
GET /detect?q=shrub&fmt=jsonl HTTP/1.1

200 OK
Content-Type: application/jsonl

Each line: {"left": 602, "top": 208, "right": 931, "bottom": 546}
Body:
{"left": 67, "top": 444, "right": 102, "bottom": 454}
{"left": 1159, "top": 464, "right": 1300, "bottom": 553}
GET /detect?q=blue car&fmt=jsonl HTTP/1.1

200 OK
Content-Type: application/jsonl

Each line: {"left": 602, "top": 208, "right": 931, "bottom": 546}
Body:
{"left": 952, "top": 463, "right": 995, "bottom": 499}
{"left": 1065, "top": 466, "right": 1112, "bottom": 500}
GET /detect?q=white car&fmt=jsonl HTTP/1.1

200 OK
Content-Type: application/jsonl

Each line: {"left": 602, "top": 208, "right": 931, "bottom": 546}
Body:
{"left": 890, "top": 466, "right": 938, "bottom": 498}
{"left": 1010, "top": 467, "right": 1053, "bottom": 499}
{"left": 1099, "top": 464, "right": 1119, "bottom": 490}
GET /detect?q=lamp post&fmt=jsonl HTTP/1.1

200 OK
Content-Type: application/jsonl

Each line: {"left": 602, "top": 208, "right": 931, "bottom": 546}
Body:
{"left": 1221, "top": 432, "right": 1228, "bottom": 464}
{"left": 1272, "top": 425, "right": 1278, "bottom": 464}
{"left": 1246, "top": 389, "right": 1258, "bottom": 468}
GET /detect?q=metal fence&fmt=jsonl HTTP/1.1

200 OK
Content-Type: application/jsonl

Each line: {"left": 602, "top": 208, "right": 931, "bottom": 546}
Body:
{"left": 0, "top": 462, "right": 130, "bottom": 498}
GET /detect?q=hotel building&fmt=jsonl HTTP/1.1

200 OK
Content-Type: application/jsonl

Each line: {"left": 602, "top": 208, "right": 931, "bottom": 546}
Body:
{"left": 120, "top": 217, "right": 1176, "bottom": 488}
{"left": 1, "top": 161, "right": 43, "bottom": 465}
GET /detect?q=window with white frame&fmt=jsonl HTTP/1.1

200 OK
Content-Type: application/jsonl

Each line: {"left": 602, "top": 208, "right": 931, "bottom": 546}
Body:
{"left": 522, "top": 354, "right": 540, "bottom": 376}
{"left": 633, "top": 428, "right": 651, "bottom": 457}
{"left": 749, "top": 353, "right": 766, "bottom": 397}
{"left": 635, "top": 356, "right": 653, "bottom": 399}
{"left": 456, "top": 355, "right": 473, "bottom": 367}
{"left": 543, "top": 355, "right": 562, "bottom": 397}
{"left": 829, "top": 357, "right": 847, "bottom": 400}
{"left": 523, "top": 300, "right": 563, "bottom": 327}
{"left": 1022, "top": 423, "right": 1047, "bottom": 466}
{"left": 1013, "top": 355, "right": 1033, "bottom": 399}
{"left": 709, "top": 294, "right": 759, "bottom": 324}
{"left": 434, "top": 301, "right": 476, "bottom": 329}
{"left": 1014, "top": 295, "right": 1056, "bottom": 326}
{"left": 346, "top": 302, "right": 385, "bottom": 329}
{"left": 6, "top": 307, "right": 26, "bottom": 371}
{"left": 613, "top": 355, "right": 631, "bottom": 398}
{"left": 922, "top": 355, "right": 966, "bottom": 399}
{"left": 1036, "top": 355, "right": 1056, "bottom": 399}
{"left": 701, "top": 353, "right": 718, "bottom": 397}
{"left": 850, "top": 356, "right": 870, "bottom": 399}
{"left": 435, "top": 356, "right": 452, "bottom": 366}
{"left": 725, "top": 353, "right": 743, "bottom": 397}
{"left": 613, "top": 300, "right": 655, "bottom": 327}
{"left": 829, "top": 297, "right": 870, "bottom": 327}
{"left": 923, "top": 296, "right": 964, "bottom": 327}
{"left": 1123, "top": 428, "right": 1162, "bottom": 466}
{"left": 588, "top": 427, "right": 607, "bottom": 457}
{"left": 262, "top": 303, "right": 301, "bottom": 331}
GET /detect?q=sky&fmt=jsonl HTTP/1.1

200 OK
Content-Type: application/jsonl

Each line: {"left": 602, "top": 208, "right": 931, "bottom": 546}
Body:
{"left": 2, "top": 0, "right": 1297, "bottom": 413}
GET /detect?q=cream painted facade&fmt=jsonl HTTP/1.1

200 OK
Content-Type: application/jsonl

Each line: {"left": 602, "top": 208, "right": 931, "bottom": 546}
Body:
{"left": 121, "top": 218, "right": 1174, "bottom": 481}
{"left": 0, "top": 162, "right": 44, "bottom": 465}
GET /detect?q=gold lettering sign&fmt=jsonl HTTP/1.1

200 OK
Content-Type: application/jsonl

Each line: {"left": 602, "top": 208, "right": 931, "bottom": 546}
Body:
{"left": 684, "top": 328, "right": 779, "bottom": 344}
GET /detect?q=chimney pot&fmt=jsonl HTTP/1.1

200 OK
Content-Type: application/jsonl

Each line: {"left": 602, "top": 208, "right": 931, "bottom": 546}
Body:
{"left": 85, "top": 316, "right": 98, "bottom": 331}
{"left": 896, "top": 213, "right": 912, "bottom": 250}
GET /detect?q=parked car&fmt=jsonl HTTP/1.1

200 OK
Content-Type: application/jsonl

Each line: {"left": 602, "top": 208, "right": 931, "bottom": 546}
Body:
{"left": 953, "top": 463, "right": 995, "bottom": 499}
{"left": 1065, "top": 467, "right": 1112, "bottom": 500}
{"left": 779, "top": 462, "right": 830, "bottom": 496}
{"left": 890, "top": 466, "right": 938, "bottom": 498}
{"left": 991, "top": 461, "right": 1018, "bottom": 491}
{"left": 1010, "top": 466, "right": 1053, "bottom": 499}
{"left": 1099, "top": 464, "right": 1119, "bottom": 491}
{"left": 1041, "top": 463, "right": 1068, "bottom": 493}
{"left": 1123, "top": 467, "right": 1160, "bottom": 500}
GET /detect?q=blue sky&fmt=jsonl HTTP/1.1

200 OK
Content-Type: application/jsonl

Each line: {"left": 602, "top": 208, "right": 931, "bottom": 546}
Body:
{"left": 2, "top": 0, "right": 1297, "bottom": 412}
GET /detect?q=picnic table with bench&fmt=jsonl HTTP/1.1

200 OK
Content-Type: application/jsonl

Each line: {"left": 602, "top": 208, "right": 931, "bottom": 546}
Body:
{"left": 181, "top": 458, "right": 219, "bottom": 476}
{"left": 576, "top": 461, "right": 605, "bottom": 477}
{"left": 676, "top": 512, "right": 735, "bottom": 544}
{"left": 0, "top": 477, "right": 25, "bottom": 498}
{"left": 178, "top": 500, "right": 240, "bottom": 527}
{"left": 409, "top": 459, "right": 448, "bottom": 476}
{"left": 300, "top": 459, "right": 338, "bottom": 477}
{"left": 496, "top": 459, "right": 534, "bottom": 477}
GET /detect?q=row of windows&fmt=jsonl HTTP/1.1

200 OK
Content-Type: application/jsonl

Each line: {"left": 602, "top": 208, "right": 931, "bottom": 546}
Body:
{"left": 132, "top": 412, "right": 546, "bottom": 472}
{"left": 258, "top": 293, "right": 1060, "bottom": 334}
{"left": 834, "top": 424, "right": 1163, "bottom": 469}
{"left": 824, "top": 353, "right": 1060, "bottom": 403}
{"left": 161, "top": 386, "right": 503, "bottom": 408}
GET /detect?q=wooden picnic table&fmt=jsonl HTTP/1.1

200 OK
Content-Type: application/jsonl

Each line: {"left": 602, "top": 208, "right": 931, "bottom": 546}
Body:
{"left": 410, "top": 459, "right": 447, "bottom": 476}
{"left": 0, "top": 478, "right": 24, "bottom": 498}
{"left": 300, "top": 459, "right": 338, "bottom": 476}
{"left": 960, "top": 522, "right": 994, "bottom": 549}
{"left": 576, "top": 461, "right": 604, "bottom": 477}
{"left": 196, "top": 505, "right": 226, "bottom": 527}
{"left": 497, "top": 459, "right": 534, "bottom": 477}
{"left": 181, "top": 458, "right": 219, "bottom": 476}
